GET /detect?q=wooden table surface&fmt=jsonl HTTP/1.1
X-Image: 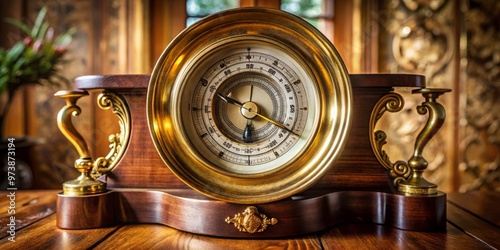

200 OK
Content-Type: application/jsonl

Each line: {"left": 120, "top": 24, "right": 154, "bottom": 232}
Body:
{"left": 0, "top": 190, "right": 498, "bottom": 249}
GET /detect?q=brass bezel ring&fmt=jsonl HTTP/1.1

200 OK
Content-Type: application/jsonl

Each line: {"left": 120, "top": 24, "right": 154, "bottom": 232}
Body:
{"left": 147, "top": 8, "right": 352, "bottom": 204}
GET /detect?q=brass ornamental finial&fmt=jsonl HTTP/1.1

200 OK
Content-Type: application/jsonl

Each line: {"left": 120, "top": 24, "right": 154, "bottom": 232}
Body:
{"left": 55, "top": 90, "right": 106, "bottom": 195}
{"left": 55, "top": 90, "right": 130, "bottom": 196}
{"left": 398, "top": 88, "right": 451, "bottom": 195}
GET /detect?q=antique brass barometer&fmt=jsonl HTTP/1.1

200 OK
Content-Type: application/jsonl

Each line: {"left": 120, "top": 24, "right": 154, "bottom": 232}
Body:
{"left": 147, "top": 8, "right": 351, "bottom": 203}
{"left": 55, "top": 7, "right": 449, "bottom": 238}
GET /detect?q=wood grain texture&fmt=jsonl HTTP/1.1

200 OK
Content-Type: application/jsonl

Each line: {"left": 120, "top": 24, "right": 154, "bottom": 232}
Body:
{"left": 320, "top": 223, "right": 491, "bottom": 250}
{"left": 317, "top": 86, "right": 394, "bottom": 191}
{"left": 0, "top": 190, "right": 57, "bottom": 239}
{"left": 74, "top": 74, "right": 150, "bottom": 90}
{"left": 95, "top": 224, "right": 322, "bottom": 250}
{"left": 447, "top": 191, "right": 500, "bottom": 227}
{"left": 56, "top": 189, "right": 446, "bottom": 237}
{"left": 0, "top": 191, "right": 118, "bottom": 249}
{"left": 0, "top": 214, "right": 120, "bottom": 250}
{"left": 447, "top": 199, "right": 499, "bottom": 248}
{"left": 0, "top": 191, "right": 496, "bottom": 248}
{"left": 349, "top": 74, "right": 426, "bottom": 87}
{"left": 56, "top": 191, "right": 117, "bottom": 229}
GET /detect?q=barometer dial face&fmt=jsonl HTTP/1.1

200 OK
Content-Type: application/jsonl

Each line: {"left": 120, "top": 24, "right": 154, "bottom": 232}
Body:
{"left": 184, "top": 41, "right": 314, "bottom": 175}
{"left": 147, "top": 8, "right": 352, "bottom": 204}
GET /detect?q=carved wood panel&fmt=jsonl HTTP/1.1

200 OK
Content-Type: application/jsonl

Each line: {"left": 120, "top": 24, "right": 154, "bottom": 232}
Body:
{"left": 460, "top": 0, "right": 500, "bottom": 191}
{"left": 375, "top": 0, "right": 499, "bottom": 192}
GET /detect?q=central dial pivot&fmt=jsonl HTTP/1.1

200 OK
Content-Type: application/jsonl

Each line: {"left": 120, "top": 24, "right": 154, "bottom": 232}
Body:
{"left": 241, "top": 102, "right": 260, "bottom": 119}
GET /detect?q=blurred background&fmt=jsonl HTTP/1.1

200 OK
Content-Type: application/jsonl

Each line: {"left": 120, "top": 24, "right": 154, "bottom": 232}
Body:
{"left": 0, "top": 0, "right": 498, "bottom": 193}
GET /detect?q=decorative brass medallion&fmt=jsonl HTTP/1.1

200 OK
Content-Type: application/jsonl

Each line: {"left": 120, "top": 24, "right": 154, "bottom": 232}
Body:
{"left": 147, "top": 8, "right": 352, "bottom": 203}
{"left": 225, "top": 206, "right": 277, "bottom": 234}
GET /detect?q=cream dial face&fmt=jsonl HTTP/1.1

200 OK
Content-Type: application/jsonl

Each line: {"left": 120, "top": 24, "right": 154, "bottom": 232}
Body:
{"left": 180, "top": 40, "right": 317, "bottom": 174}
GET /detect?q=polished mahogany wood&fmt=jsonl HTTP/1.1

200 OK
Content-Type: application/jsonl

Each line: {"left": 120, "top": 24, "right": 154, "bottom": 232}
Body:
{"left": 96, "top": 225, "right": 323, "bottom": 249}
{"left": 349, "top": 73, "right": 426, "bottom": 87}
{"left": 56, "top": 189, "right": 446, "bottom": 238}
{"left": 321, "top": 223, "right": 492, "bottom": 249}
{"left": 1, "top": 191, "right": 496, "bottom": 249}
{"left": 0, "top": 190, "right": 56, "bottom": 239}
{"left": 446, "top": 191, "right": 500, "bottom": 248}
{"left": 447, "top": 191, "right": 499, "bottom": 226}
{"left": 73, "top": 73, "right": 426, "bottom": 190}
{"left": 75, "top": 73, "right": 426, "bottom": 89}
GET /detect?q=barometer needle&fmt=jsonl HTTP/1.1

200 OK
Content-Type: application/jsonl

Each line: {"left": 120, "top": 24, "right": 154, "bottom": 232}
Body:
{"left": 243, "top": 120, "right": 253, "bottom": 143}
{"left": 216, "top": 93, "right": 300, "bottom": 137}
{"left": 252, "top": 112, "right": 300, "bottom": 137}
{"left": 217, "top": 93, "right": 244, "bottom": 107}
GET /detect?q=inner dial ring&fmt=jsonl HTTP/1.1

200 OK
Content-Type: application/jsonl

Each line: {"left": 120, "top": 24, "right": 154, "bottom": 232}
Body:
{"left": 214, "top": 72, "right": 287, "bottom": 144}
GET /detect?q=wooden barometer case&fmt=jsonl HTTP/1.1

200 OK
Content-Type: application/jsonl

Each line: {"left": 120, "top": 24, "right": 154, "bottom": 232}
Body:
{"left": 54, "top": 8, "right": 449, "bottom": 238}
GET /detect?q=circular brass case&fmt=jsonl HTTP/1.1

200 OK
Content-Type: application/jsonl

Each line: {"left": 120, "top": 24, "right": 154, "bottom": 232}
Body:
{"left": 147, "top": 8, "right": 352, "bottom": 204}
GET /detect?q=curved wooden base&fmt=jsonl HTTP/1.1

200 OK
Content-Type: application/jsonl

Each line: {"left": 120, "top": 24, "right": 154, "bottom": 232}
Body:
{"left": 56, "top": 189, "right": 446, "bottom": 238}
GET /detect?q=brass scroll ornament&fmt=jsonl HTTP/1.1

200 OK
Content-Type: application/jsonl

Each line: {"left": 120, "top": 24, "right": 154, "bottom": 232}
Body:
{"left": 55, "top": 90, "right": 130, "bottom": 196}
{"left": 369, "top": 93, "right": 411, "bottom": 187}
{"left": 370, "top": 88, "right": 450, "bottom": 195}
{"left": 225, "top": 206, "right": 278, "bottom": 233}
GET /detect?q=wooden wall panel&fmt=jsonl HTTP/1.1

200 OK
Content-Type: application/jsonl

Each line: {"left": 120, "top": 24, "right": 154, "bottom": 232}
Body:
{"left": 459, "top": 0, "right": 500, "bottom": 191}
{"left": 0, "top": 0, "right": 25, "bottom": 137}
{"left": 372, "top": 0, "right": 499, "bottom": 192}
{"left": 27, "top": 0, "right": 98, "bottom": 188}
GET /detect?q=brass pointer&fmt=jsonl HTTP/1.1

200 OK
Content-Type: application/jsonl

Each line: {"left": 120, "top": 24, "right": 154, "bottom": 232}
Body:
{"left": 216, "top": 93, "right": 300, "bottom": 137}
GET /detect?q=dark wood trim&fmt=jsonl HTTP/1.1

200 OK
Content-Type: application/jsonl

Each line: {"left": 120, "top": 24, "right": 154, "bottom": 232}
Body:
{"left": 350, "top": 73, "right": 426, "bottom": 87}
{"left": 74, "top": 73, "right": 425, "bottom": 89}
{"left": 56, "top": 189, "right": 446, "bottom": 238}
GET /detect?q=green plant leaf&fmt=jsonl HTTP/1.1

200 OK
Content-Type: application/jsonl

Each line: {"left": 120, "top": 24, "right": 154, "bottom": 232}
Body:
{"left": 55, "top": 34, "right": 71, "bottom": 48}
{"left": 0, "top": 76, "right": 8, "bottom": 89}
{"left": 32, "top": 7, "right": 48, "bottom": 38}
{"left": 0, "top": 6, "right": 73, "bottom": 98}
{"left": 37, "top": 23, "right": 50, "bottom": 40}
{"left": 4, "top": 18, "right": 31, "bottom": 36}
{"left": 12, "top": 57, "right": 25, "bottom": 71}
{"left": 5, "top": 43, "right": 25, "bottom": 63}
{"left": 55, "top": 28, "right": 75, "bottom": 47}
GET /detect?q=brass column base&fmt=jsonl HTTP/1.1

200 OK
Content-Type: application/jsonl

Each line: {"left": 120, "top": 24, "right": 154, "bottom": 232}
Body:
{"left": 63, "top": 175, "right": 107, "bottom": 196}
{"left": 397, "top": 177, "right": 437, "bottom": 195}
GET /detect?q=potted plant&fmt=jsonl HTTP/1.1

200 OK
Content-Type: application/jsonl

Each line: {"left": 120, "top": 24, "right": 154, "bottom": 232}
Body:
{"left": 0, "top": 7, "right": 74, "bottom": 189}
{"left": 0, "top": 7, "right": 74, "bottom": 139}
